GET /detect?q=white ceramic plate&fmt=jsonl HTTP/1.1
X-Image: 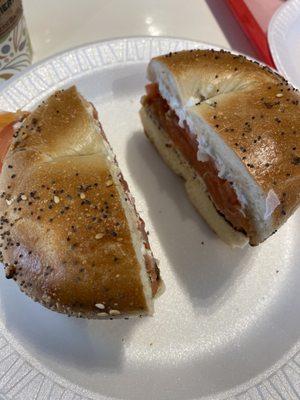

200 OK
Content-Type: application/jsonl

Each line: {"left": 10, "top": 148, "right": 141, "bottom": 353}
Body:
{"left": 0, "top": 37, "right": 299, "bottom": 400}
{"left": 268, "top": 0, "right": 300, "bottom": 88}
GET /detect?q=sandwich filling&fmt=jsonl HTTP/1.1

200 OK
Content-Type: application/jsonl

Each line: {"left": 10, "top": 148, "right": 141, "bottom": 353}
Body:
{"left": 142, "top": 83, "right": 251, "bottom": 236}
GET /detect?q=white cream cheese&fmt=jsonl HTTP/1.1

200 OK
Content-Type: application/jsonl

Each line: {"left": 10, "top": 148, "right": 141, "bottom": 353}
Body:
{"left": 185, "top": 96, "right": 199, "bottom": 108}
{"left": 157, "top": 79, "right": 201, "bottom": 128}
{"left": 264, "top": 189, "right": 280, "bottom": 220}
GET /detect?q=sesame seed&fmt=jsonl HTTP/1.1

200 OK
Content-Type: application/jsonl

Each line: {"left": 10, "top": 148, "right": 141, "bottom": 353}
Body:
{"left": 95, "top": 233, "right": 104, "bottom": 240}
{"left": 109, "top": 309, "right": 120, "bottom": 315}
{"left": 95, "top": 303, "right": 105, "bottom": 309}
{"left": 106, "top": 180, "right": 113, "bottom": 187}
{"left": 53, "top": 196, "right": 60, "bottom": 204}
{"left": 21, "top": 195, "right": 27, "bottom": 201}
{"left": 80, "top": 193, "right": 85, "bottom": 199}
{"left": 276, "top": 93, "right": 283, "bottom": 98}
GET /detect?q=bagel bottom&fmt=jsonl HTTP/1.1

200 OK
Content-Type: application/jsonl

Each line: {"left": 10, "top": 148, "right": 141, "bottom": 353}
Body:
{"left": 140, "top": 106, "right": 249, "bottom": 248}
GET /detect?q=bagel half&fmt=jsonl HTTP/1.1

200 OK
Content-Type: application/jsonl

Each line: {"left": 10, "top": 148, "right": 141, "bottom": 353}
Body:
{"left": 0, "top": 86, "right": 162, "bottom": 318}
{"left": 140, "top": 49, "right": 300, "bottom": 247}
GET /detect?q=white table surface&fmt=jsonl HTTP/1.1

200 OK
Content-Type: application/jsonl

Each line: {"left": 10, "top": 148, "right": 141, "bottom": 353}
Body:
{"left": 23, "top": 0, "right": 258, "bottom": 63}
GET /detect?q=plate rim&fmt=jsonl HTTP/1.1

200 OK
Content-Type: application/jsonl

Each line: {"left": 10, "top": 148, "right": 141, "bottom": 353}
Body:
{"left": 0, "top": 36, "right": 299, "bottom": 400}
{"left": 268, "top": 0, "right": 300, "bottom": 88}
{"left": 0, "top": 35, "right": 218, "bottom": 94}
{"left": 0, "top": 34, "right": 279, "bottom": 104}
{"left": 0, "top": 35, "right": 223, "bottom": 112}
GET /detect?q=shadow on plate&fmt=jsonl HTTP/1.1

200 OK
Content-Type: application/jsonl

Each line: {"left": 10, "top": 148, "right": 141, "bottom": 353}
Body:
{"left": 126, "top": 131, "right": 254, "bottom": 314}
{"left": 0, "top": 278, "right": 137, "bottom": 372}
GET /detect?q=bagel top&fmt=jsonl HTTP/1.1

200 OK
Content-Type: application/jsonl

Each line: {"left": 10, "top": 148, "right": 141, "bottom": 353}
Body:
{"left": 0, "top": 86, "right": 160, "bottom": 318}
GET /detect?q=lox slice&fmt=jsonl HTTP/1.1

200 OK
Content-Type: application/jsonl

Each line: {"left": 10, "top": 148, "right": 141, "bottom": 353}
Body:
{"left": 142, "top": 83, "right": 250, "bottom": 236}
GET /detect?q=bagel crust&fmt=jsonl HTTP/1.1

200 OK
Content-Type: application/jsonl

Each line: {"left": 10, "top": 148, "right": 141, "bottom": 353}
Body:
{"left": 0, "top": 86, "right": 161, "bottom": 318}
{"left": 144, "top": 49, "right": 300, "bottom": 245}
